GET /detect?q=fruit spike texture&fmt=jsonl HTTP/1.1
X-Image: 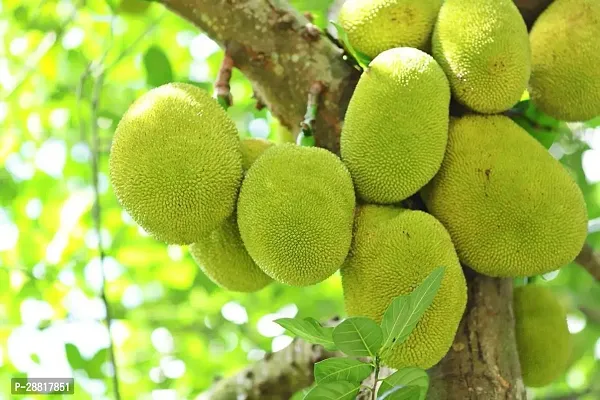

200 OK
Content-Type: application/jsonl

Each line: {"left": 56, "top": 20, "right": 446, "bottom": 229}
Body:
{"left": 514, "top": 285, "right": 571, "bottom": 387}
{"left": 529, "top": 0, "right": 600, "bottom": 122}
{"left": 190, "top": 215, "right": 273, "bottom": 292}
{"left": 189, "top": 138, "right": 274, "bottom": 293}
{"left": 422, "top": 115, "right": 587, "bottom": 277}
{"left": 338, "top": 0, "right": 444, "bottom": 59}
{"left": 240, "top": 138, "right": 274, "bottom": 171}
{"left": 341, "top": 47, "right": 450, "bottom": 204}
{"left": 237, "top": 144, "right": 356, "bottom": 287}
{"left": 341, "top": 205, "right": 467, "bottom": 369}
{"left": 109, "top": 83, "right": 243, "bottom": 245}
{"left": 432, "top": 0, "right": 531, "bottom": 114}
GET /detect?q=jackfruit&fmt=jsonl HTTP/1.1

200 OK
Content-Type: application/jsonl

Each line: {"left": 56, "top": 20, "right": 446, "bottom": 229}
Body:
{"left": 421, "top": 115, "right": 587, "bottom": 277}
{"left": 190, "top": 215, "right": 272, "bottom": 292}
{"left": 432, "top": 0, "right": 531, "bottom": 113}
{"left": 338, "top": 0, "right": 444, "bottom": 59}
{"left": 109, "top": 83, "right": 242, "bottom": 245}
{"left": 237, "top": 144, "right": 355, "bottom": 286}
{"left": 341, "top": 205, "right": 467, "bottom": 369}
{"left": 529, "top": 0, "right": 600, "bottom": 122}
{"left": 514, "top": 285, "right": 571, "bottom": 387}
{"left": 189, "top": 138, "right": 273, "bottom": 292}
{"left": 240, "top": 138, "right": 274, "bottom": 171}
{"left": 341, "top": 47, "right": 450, "bottom": 204}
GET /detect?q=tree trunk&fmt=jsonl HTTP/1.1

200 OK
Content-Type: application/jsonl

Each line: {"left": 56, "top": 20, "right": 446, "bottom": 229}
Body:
{"left": 156, "top": 1, "right": 589, "bottom": 398}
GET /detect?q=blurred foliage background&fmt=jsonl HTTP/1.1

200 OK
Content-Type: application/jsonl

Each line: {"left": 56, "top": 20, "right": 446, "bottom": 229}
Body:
{"left": 0, "top": 0, "right": 598, "bottom": 399}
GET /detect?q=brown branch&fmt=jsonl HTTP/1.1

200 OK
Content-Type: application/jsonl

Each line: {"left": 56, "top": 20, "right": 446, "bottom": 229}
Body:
{"left": 428, "top": 271, "right": 526, "bottom": 399}
{"left": 575, "top": 242, "right": 600, "bottom": 281}
{"left": 160, "top": 0, "right": 360, "bottom": 153}
{"left": 215, "top": 50, "right": 235, "bottom": 108}
{"left": 300, "top": 81, "right": 326, "bottom": 138}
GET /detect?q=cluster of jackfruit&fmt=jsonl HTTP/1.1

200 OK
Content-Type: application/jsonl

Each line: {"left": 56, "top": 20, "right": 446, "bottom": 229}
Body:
{"left": 108, "top": 0, "right": 594, "bottom": 377}
{"left": 336, "top": 0, "right": 592, "bottom": 373}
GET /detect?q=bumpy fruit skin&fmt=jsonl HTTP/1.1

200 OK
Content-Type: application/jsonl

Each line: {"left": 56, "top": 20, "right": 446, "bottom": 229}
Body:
{"left": 529, "top": 0, "right": 600, "bottom": 122}
{"left": 422, "top": 115, "right": 587, "bottom": 277}
{"left": 432, "top": 0, "right": 530, "bottom": 113}
{"left": 190, "top": 137, "right": 273, "bottom": 292}
{"left": 240, "top": 138, "right": 274, "bottom": 171}
{"left": 237, "top": 144, "right": 356, "bottom": 286}
{"left": 338, "top": 0, "right": 444, "bottom": 59}
{"left": 190, "top": 216, "right": 272, "bottom": 292}
{"left": 341, "top": 47, "right": 450, "bottom": 204}
{"left": 341, "top": 205, "right": 467, "bottom": 369}
{"left": 109, "top": 83, "right": 242, "bottom": 245}
{"left": 514, "top": 285, "right": 571, "bottom": 387}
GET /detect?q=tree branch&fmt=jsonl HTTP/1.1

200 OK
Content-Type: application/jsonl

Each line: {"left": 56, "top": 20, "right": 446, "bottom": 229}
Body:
{"left": 428, "top": 272, "right": 526, "bottom": 399}
{"left": 161, "top": 0, "right": 359, "bottom": 153}
{"left": 196, "top": 339, "right": 338, "bottom": 399}
{"left": 575, "top": 242, "right": 600, "bottom": 282}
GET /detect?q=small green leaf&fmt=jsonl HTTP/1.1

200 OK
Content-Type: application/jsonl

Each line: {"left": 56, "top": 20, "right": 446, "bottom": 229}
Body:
{"left": 65, "top": 343, "right": 85, "bottom": 370}
{"left": 379, "top": 368, "right": 429, "bottom": 400}
{"left": 378, "top": 385, "right": 421, "bottom": 400}
{"left": 274, "top": 318, "right": 336, "bottom": 350}
{"left": 30, "top": 354, "right": 41, "bottom": 364}
{"left": 380, "top": 267, "right": 445, "bottom": 354}
{"left": 332, "top": 317, "right": 382, "bottom": 357}
{"left": 329, "top": 21, "right": 372, "bottom": 69}
{"left": 314, "top": 357, "right": 373, "bottom": 384}
{"left": 143, "top": 46, "right": 173, "bottom": 88}
{"left": 304, "top": 381, "right": 360, "bottom": 400}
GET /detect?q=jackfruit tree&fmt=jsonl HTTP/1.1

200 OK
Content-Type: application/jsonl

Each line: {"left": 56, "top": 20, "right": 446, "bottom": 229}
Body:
{"left": 4, "top": 0, "right": 600, "bottom": 399}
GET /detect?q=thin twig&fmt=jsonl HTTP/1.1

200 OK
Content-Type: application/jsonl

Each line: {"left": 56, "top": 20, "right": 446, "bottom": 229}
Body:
{"left": 214, "top": 50, "right": 235, "bottom": 109}
{"left": 89, "top": 71, "right": 121, "bottom": 400}
{"left": 300, "top": 81, "right": 325, "bottom": 137}
{"left": 575, "top": 242, "right": 600, "bottom": 282}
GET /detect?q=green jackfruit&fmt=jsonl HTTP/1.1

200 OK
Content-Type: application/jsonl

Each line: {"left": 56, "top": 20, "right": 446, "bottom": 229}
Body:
{"left": 240, "top": 138, "right": 274, "bottom": 171}
{"left": 514, "top": 285, "right": 571, "bottom": 387}
{"left": 421, "top": 115, "right": 587, "bottom": 277}
{"left": 529, "top": 0, "right": 600, "bottom": 122}
{"left": 237, "top": 144, "right": 355, "bottom": 286}
{"left": 109, "top": 83, "right": 242, "bottom": 245}
{"left": 338, "top": 0, "right": 444, "bottom": 59}
{"left": 189, "top": 138, "right": 273, "bottom": 292}
{"left": 432, "top": 0, "right": 530, "bottom": 113}
{"left": 341, "top": 205, "right": 467, "bottom": 369}
{"left": 190, "top": 215, "right": 272, "bottom": 292}
{"left": 341, "top": 47, "right": 450, "bottom": 204}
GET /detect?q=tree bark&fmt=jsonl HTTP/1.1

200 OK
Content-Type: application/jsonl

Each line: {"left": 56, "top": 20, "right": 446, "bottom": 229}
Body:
{"left": 158, "top": 0, "right": 579, "bottom": 399}
{"left": 161, "top": 0, "right": 360, "bottom": 154}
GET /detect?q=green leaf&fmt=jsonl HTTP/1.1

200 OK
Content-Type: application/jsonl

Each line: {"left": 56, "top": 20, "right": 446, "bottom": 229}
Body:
{"left": 304, "top": 381, "right": 360, "bottom": 400}
{"left": 332, "top": 317, "right": 382, "bottom": 357}
{"left": 378, "top": 385, "right": 421, "bottom": 400}
{"left": 380, "top": 267, "right": 445, "bottom": 354}
{"left": 379, "top": 368, "right": 429, "bottom": 400}
{"left": 143, "top": 46, "right": 173, "bottom": 88}
{"left": 329, "top": 21, "right": 372, "bottom": 69}
{"left": 314, "top": 357, "right": 373, "bottom": 384}
{"left": 65, "top": 343, "right": 85, "bottom": 370}
{"left": 274, "top": 318, "right": 336, "bottom": 350}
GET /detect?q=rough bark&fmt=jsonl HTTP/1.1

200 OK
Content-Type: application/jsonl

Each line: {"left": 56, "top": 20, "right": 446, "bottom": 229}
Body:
{"left": 428, "top": 271, "right": 526, "bottom": 400}
{"left": 158, "top": 0, "right": 580, "bottom": 399}
{"left": 161, "top": 0, "right": 360, "bottom": 153}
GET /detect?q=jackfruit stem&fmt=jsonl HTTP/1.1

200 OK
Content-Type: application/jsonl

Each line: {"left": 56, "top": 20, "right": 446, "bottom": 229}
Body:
{"left": 215, "top": 50, "right": 234, "bottom": 110}
{"left": 300, "top": 81, "right": 325, "bottom": 138}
